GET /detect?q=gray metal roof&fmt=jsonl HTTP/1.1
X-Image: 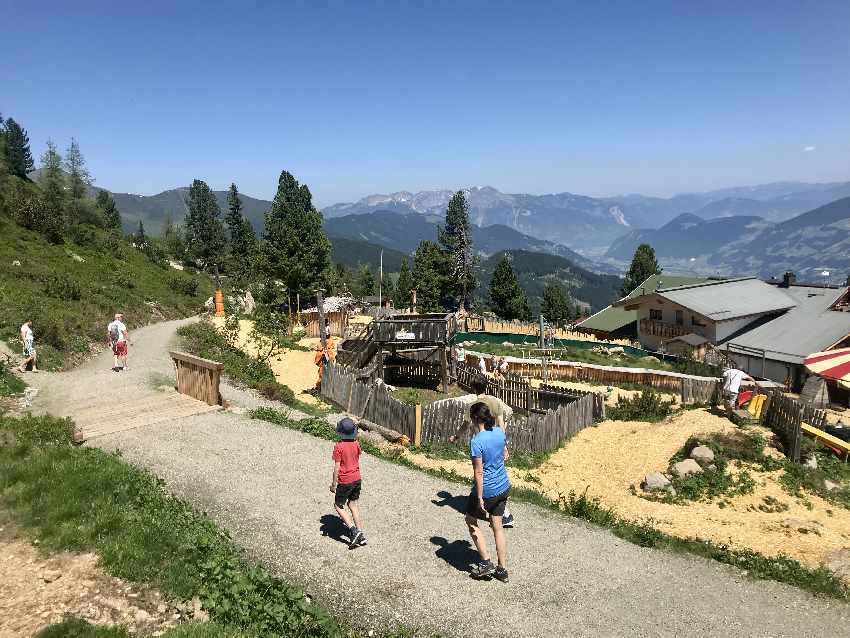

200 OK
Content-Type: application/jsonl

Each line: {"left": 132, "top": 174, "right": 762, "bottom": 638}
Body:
{"left": 656, "top": 277, "right": 796, "bottom": 321}
{"left": 669, "top": 333, "right": 710, "bottom": 347}
{"left": 722, "top": 286, "right": 850, "bottom": 364}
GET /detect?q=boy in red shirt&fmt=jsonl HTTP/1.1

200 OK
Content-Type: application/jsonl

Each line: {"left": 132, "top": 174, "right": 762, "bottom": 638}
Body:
{"left": 330, "top": 417, "right": 367, "bottom": 548}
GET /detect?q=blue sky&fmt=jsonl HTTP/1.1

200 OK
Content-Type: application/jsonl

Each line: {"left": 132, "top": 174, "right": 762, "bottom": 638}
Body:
{"left": 3, "top": 1, "right": 849, "bottom": 206}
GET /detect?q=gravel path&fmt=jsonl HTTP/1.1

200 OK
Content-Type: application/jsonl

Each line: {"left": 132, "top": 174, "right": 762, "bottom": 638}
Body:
{"left": 27, "top": 320, "right": 850, "bottom": 637}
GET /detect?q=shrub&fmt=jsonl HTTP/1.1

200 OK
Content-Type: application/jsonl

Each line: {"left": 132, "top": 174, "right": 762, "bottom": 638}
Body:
{"left": 43, "top": 274, "right": 82, "bottom": 301}
{"left": 607, "top": 389, "right": 675, "bottom": 422}
{"left": 257, "top": 381, "right": 296, "bottom": 404}
{"left": 168, "top": 275, "right": 199, "bottom": 297}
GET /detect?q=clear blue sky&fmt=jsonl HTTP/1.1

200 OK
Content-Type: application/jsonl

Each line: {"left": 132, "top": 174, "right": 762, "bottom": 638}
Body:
{"left": 3, "top": 1, "right": 848, "bottom": 206}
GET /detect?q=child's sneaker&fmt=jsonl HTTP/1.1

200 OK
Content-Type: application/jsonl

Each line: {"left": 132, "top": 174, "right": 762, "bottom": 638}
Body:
{"left": 349, "top": 528, "right": 364, "bottom": 549}
{"left": 494, "top": 566, "right": 509, "bottom": 583}
{"left": 502, "top": 513, "right": 515, "bottom": 528}
{"left": 356, "top": 532, "right": 368, "bottom": 547}
{"left": 470, "top": 560, "right": 496, "bottom": 579}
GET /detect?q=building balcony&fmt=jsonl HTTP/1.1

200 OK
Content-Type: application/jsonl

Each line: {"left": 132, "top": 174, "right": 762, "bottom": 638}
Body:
{"left": 639, "top": 318, "right": 689, "bottom": 339}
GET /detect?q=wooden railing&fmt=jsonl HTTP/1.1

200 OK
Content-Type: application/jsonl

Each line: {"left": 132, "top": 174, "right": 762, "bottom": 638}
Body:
{"left": 170, "top": 351, "right": 223, "bottom": 406}
{"left": 639, "top": 318, "right": 689, "bottom": 339}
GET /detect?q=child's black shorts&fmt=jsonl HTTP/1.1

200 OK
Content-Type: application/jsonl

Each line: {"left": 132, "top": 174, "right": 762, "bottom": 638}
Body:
{"left": 335, "top": 480, "right": 362, "bottom": 508}
{"left": 466, "top": 487, "right": 510, "bottom": 520}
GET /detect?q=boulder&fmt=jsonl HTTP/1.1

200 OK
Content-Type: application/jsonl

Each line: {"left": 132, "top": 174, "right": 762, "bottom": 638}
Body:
{"left": 690, "top": 445, "right": 715, "bottom": 464}
{"left": 671, "top": 458, "right": 703, "bottom": 478}
{"left": 824, "top": 480, "right": 840, "bottom": 492}
{"left": 805, "top": 455, "right": 818, "bottom": 469}
{"left": 204, "top": 296, "right": 214, "bottom": 310}
{"left": 11, "top": 260, "right": 20, "bottom": 266}
{"left": 823, "top": 549, "right": 850, "bottom": 582}
{"left": 642, "top": 472, "right": 671, "bottom": 492}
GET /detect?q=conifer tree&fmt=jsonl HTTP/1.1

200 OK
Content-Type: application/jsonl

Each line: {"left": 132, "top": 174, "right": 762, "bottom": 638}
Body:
{"left": 381, "top": 274, "right": 395, "bottom": 306}
{"left": 394, "top": 257, "right": 413, "bottom": 309}
{"left": 3, "top": 118, "right": 35, "bottom": 179}
{"left": 64, "top": 138, "right": 92, "bottom": 200}
{"left": 224, "top": 183, "right": 257, "bottom": 277}
{"left": 489, "top": 254, "right": 531, "bottom": 320}
{"left": 541, "top": 281, "right": 571, "bottom": 327}
{"left": 261, "top": 170, "right": 331, "bottom": 300}
{"left": 96, "top": 189, "right": 122, "bottom": 230}
{"left": 438, "top": 190, "right": 476, "bottom": 309}
{"left": 412, "top": 240, "right": 450, "bottom": 312}
{"left": 39, "top": 140, "right": 66, "bottom": 235}
{"left": 135, "top": 220, "right": 147, "bottom": 246}
{"left": 620, "top": 243, "right": 661, "bottom": 297}
{"left": 184, "top": 179, "right": 226, "bottom": 275}
{"left": 354, "top": 264, "right": 376, "bottom": 297}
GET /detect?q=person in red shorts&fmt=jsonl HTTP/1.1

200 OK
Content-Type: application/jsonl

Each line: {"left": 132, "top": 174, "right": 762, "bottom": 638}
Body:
{"left": 329, "top": 417, "right": 368, "bottom": 549}
{"left": 107, "top": 313, "right": 130, "bottom": 372}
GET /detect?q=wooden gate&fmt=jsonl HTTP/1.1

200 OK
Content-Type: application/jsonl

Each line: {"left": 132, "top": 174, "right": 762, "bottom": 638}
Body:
{"left": 170, "top": 351, "right": 223, "bottom": 406}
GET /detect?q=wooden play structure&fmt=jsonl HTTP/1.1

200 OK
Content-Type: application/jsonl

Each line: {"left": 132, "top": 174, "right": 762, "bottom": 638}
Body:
{"left": 337, "top": 313, "right": 458, "bottom": 393}
{"left": 170, "top": 350, "right": 224, "bottom": 406}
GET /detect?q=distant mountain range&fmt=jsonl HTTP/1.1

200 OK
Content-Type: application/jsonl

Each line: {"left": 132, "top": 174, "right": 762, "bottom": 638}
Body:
{"left": 322, "top": 181, "right": 850, "bottom": 250}
{"left": 606, "top": 197, "right": 850, "bottom": 280}
{"left": 323, "top": 210, "right": 616, "bottom": 273}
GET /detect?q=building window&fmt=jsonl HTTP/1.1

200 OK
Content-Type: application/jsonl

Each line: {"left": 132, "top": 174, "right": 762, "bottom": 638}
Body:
{"left": 650, "top": 309, "right": 662, "bottom": 321}
{"left": 675, "top": 310, "right": 684, "bottom": 325}
{"left": 691, "top": 315, "right": 706, "bottom": 327}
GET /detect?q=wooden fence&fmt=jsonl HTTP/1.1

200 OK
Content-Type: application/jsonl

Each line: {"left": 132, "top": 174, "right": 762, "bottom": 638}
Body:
{"left": 422, "top": 393, "right": 596, "bottom": 453}
{"left": 465, "top": 316, "right": 631, "bottom": 345}
{"left": 320, "top": 362, "right": 417, "bottom": 441}
{"left": 760, "top": 391, "right": 828, "bottom": 463}
{"left": 467, "top": 352, "right": 717, "bottom": 404}
{"left": 455, "top": 362, "right": 606, "bottom": 420}
{"left": 170, "top": 351, "right": 223, "bottom": 406}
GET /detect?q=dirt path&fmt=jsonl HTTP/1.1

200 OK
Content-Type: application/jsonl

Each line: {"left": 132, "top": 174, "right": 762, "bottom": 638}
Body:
{"left": 25, "top": 319, "right": 850, "bottom": 637}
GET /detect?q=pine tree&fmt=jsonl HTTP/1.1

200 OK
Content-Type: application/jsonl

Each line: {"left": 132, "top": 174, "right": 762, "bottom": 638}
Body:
{"left": 135, "top": 220, "right": 147, "bottom": 246}
{"left": 354, "top": 264, "right": 376, "bottom": 297}
{"left": 394, "top": 258, "right": 413, "bottom": 309}
{"left": 162, "top": 215, "right": 186, "bottom": 261}
{"left": 412, "top": 240, "right": 451, "bottom": 312}
{"left": 3, "top": 118, "right": 35, "bottom": 179}
{"left": 620, "top": 243, "right": 661, "bottom": 297}
{"left": 39, "top": 140, "right": 66, "bottom": 236}
{"left": 261, "top": 170, "right": 331, "bottom": 301}
{"left": 184, "top": 179, "right": 226, "bottom": 274}
{"left": 64, "top": 138, "right": 92, "bottom": 200}
{"left": 96, "top": 189, "right": 121, "bottom": 229}
{"left": 541, "top": 282, "right": 571, "bottom": 327}
{"left": 489, "top": 254, "right": 531, "bottom": 320}
{"left": 381, "top": 274, "right": 395, "bottom": 306}
{"left": 0, "top": 114, "right": 7, "bottom": 178}
{"left": 438, "top": 190, "right": 476, "bottom": 309}
{"left": 225, "top": 183, "right": 244, "bottom": 249}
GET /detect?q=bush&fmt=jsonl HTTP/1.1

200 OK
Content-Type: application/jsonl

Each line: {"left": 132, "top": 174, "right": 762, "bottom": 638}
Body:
{"left": 257, "top": 381, "right": 296, "bottom": 404}
{"left": 43, "top": 274, "right": 82, "bottom": 301}
{"left": 672, "top": 358, "right": 721, "bottom": 377}
{"left": 168, "top": 275, "right": 199, "bottom": 296}
{"left": 608, "top": 389, "right": 675, "bottom": 422}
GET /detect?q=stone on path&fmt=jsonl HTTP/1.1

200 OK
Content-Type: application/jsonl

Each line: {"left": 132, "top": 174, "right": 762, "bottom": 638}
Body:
{"left": 642, "top": 472, "right": 671, "bottom": 492}
{"left": 690, "top": 445, "right": 715, "bottom": 464}
{"left": 672, "top": 459, "right": 703, "bottom": 478}
{"left": 781, "top": 518, "right": 823, "bottom": 535}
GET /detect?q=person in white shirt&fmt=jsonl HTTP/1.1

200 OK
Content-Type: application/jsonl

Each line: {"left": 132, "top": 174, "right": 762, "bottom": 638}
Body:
{"left": 498, "top": 357, "right": 509, "bottom": 376}
{"left": 478, "top": 355, "right": 488, "bottom": 375}
{"left": 19, "top": 320, "right": 38, "bottom": 373}
{"left": 721, "top": 364, "right": 755, "bottom": 417}
{"left": 107, "top": 313, "right": 130, "bottom": 372}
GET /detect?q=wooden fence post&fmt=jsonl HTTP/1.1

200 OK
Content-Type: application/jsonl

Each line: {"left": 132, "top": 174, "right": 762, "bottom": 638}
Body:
{"left": 414, "top": 403, "right": 422, "bottom": 447}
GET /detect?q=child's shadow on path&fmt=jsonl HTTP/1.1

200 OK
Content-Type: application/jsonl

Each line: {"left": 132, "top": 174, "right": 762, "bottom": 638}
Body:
{"left": 432, "top": 490, "right": 467, "bottom": 515}
{"left": 319, "top": 514, "right": 350, "bottom": 546}
{"left": 431, "top": 536, "right": 478, "bottom": 573}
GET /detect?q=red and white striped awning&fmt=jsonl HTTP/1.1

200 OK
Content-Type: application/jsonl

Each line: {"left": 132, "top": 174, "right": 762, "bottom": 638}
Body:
{"left": 804, "top": 348, "right": 850, "bottom": 389}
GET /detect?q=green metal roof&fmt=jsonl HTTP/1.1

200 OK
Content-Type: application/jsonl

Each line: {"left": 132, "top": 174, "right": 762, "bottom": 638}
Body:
{"left": 578, "top": 274, "right": 710, "bottom": 333}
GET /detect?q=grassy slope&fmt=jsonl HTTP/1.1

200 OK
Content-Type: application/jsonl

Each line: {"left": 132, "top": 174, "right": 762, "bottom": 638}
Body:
{"left": 0, "top": 217, "right": 211, "bottom": 368}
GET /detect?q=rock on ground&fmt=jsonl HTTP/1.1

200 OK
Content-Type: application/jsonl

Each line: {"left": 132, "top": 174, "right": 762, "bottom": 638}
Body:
{"left": 672, "top": 459, "right": 703, "bottom": 478}
{"left": 642, "top": 472, "right": 671, "bottom": 492}
{"left": 690, "top": 445, "right": 715, "bottom": 464}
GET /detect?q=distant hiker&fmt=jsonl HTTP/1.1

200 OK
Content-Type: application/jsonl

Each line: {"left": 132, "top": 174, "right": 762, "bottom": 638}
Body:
{"left": 721, "top": 363, "right": 755, "bottom": 417}
{"left": 455, "top": 343, "right": 466, "bottom": 367}
{"left": 464, "top": 402, "right": 510, "bottom": 581}
{"left": 107, "top": 313, "right": 130, "bottom": 372}
{"left": 330, "top": 417, "right": 368, "bottom": 549}
{"left": 497, "top": 356, "right": 509, "bottom": 377}
{"left": 478, "top": 355, "right": 488, "bottom": 375}
{"left": 19, "top": 320, "right": 38, "bottom": 373}
{"left": 449, "top": 377, "right": 515, "bottom": 528}
{"left": 324, "top": 318, "right": 332, "bottom": 340}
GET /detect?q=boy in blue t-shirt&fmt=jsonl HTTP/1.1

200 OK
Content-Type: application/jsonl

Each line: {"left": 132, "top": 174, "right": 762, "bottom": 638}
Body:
{"left": 465, "top": 401, "right": 511, "bottom": 582}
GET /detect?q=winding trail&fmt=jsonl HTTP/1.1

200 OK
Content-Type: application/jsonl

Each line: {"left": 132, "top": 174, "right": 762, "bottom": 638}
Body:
{"left": 26, "top": 319, "right": 850, "bottom": 637}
